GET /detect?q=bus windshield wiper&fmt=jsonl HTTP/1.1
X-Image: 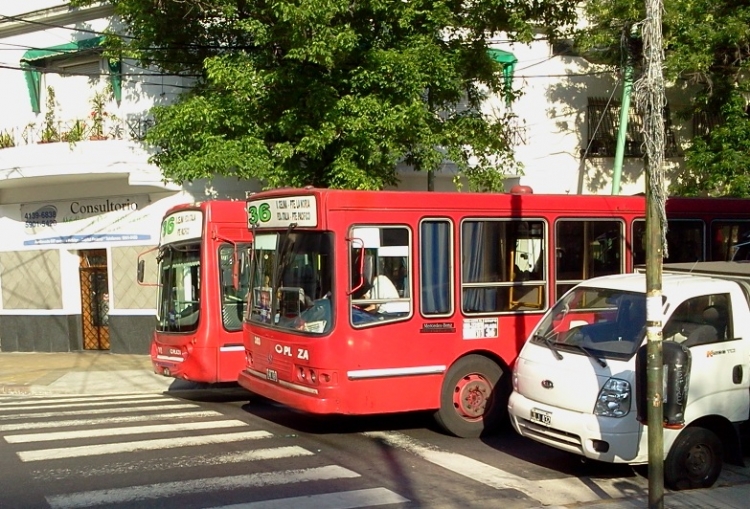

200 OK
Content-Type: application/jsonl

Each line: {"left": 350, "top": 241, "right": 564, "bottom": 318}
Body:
{"left": 535, "top": 332, "right": 563, "bottom": 360}
{"left": 569, "top": 344, "right": 607, "bottom": 368}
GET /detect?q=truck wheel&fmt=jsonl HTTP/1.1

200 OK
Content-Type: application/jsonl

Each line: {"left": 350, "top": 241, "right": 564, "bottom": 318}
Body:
{"left": 665, "top": 427, "right": 723, "bottom": 490}
{"left": 434, "top": 355, "right": 506, "bottom": 438}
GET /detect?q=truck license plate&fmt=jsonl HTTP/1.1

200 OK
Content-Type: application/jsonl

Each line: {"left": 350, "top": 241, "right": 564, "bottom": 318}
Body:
{"left": 266, "top": 369, "right": 278, "bottom": 382}
{"left": 530, "top": 408, "right": 551, "bottom": 426}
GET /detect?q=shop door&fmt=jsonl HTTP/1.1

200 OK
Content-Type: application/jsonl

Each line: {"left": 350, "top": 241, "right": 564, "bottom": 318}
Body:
{"left": 79, "top": 250, "right": 110, "bottom": 350}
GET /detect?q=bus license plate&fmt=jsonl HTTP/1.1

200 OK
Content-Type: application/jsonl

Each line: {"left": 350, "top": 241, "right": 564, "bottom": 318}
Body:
{"left": 530, "top": 408, "right": 551, "bottom": 426}
{"left": 266, "top": 369, "right": 278, "bottom": 382}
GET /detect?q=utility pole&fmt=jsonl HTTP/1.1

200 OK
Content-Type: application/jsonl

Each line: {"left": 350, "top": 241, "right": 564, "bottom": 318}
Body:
{"left": 635, "top": 0, "right": 668, "bottom": 507}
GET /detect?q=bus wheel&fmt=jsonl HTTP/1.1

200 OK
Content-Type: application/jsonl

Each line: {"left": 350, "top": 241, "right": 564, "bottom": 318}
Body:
{"left": 665, "top": 427, "right": 723, "bottom": 490}
{"left": 435, "top": 355, "right": 505, "bottom": 438}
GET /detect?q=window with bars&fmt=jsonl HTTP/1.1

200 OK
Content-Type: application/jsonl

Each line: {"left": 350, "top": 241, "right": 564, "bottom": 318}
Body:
{"left": 584, "top": 97, "right": 679, "bottom": 158}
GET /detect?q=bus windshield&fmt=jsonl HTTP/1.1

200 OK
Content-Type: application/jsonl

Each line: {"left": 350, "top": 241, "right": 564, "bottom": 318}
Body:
{"left": 248, "top": 232, "right": 333, "bottom": 334}
{"left": 156, "top": 244, "right": 201, "bottom": 333}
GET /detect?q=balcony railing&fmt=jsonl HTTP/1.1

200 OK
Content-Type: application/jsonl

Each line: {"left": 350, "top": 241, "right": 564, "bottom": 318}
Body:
{"left": 0, "top": 115, "right": 154, "bottom": 149}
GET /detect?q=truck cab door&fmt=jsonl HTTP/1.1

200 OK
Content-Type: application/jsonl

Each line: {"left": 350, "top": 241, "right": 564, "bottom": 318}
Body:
{"left": 684, "top": 289, "right": 750, "bottom": 423}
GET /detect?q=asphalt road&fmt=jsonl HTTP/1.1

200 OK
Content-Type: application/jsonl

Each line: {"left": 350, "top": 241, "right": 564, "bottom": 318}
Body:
{"left": 0, "top": 390, "right": 748, "bottom": 509}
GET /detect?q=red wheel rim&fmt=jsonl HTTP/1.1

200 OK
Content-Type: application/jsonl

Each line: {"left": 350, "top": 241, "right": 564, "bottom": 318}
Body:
{"left": 452, "top": 373, "right": 491, "bottom": 421}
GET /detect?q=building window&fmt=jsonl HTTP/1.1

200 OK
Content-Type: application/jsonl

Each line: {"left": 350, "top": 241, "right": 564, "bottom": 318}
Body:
{"left": 584, "top": 97, "right": 679, "bottom": 158}
{"left": 20, "top": 36, "right": 122, "bottom": 113}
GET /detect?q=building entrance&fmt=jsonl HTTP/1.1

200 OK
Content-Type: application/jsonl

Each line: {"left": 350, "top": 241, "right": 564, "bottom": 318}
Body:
{"left": 79, "top": 249, "right": 110, "bottom": 350}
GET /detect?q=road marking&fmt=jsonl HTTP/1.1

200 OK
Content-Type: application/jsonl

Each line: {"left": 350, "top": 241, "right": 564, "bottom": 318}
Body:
{"left": 364, "top": 431, "right": 635, "bottom": 507}
{"left": 0, "top": 410, "right": 222, "bottom": 431}
{"left": 18, "top": 430, "right": 273, "bottom": 462}
{"left": 6, "top": 419, "right": 248, "bottom": 443}
{"left": 0, "top": 403, "right": 199, "bottom": 421}
{"left": 32, "top": 446, "right": 316, "bottom": 481}
{"left": 0, "top": 393, "right": 166, "bottom": 408}
{"left": 45, "top": 465, "right": 361, "bottom": 509}
{"left": 208, "top": 487, "right": 409, "bottom": 509}
{"left": 0, "top": 396, "right": 172, "bottom": 413}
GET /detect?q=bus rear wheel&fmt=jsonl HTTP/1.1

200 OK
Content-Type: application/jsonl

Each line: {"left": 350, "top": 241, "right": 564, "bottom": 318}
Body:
{"left": 665, "top": 426, "right": 723, "bottom": 490}
{"left": 435, "top": 355, "right": 505, "bottom": 438}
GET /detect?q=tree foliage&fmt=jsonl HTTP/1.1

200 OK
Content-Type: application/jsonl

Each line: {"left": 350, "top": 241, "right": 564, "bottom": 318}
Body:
{"left": 577, "top": 0, "right": 750, "bottom": 197}
{"left": 72, "top": 0, "right": 577, "bottom": 190}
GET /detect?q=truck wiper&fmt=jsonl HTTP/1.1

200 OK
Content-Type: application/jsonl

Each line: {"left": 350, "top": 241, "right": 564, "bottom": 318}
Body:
{"left": 535, "top": 333, "right": 563, "bottom": 360}
{"left": 569, "top": 344, "right": 607, "bottom": 368}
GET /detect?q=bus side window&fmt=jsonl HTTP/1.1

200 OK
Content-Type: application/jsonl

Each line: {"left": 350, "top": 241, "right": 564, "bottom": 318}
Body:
{"left": 461, "top": 219, "right": 546, "bottom": 313}
{"left": 350, "top": 226, "right": 412, "bottom": 326}
{"left": 555, "top": 219, "right": 623, "bottom": 301}
{"left": 420, "top": 219, "right": 453, "bottom": 316}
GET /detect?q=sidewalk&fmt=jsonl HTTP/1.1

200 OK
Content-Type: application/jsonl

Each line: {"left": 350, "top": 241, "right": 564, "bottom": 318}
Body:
{"left": 0, "top": 352, "right": 748, "bottom": 508}
{"left": 0, "top": 351, "right": 173, "bottom": 395}
{"left": 548, "top": 481, "right": 749, "bottom": 508}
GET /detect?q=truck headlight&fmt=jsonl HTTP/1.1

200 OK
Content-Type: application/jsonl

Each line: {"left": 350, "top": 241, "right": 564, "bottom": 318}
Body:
{"left": 594, "top": 378, "right": 631, "bottom": 417}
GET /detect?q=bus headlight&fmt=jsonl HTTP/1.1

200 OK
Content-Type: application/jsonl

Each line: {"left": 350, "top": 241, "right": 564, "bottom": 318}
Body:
{"left": 594, "top": 378, "right": 631, "bottom": 417}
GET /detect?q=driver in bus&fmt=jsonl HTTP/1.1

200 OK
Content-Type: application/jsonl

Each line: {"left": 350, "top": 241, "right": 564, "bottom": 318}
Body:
{"left": 362, "top": 273, "right": 401, "bottom": 313}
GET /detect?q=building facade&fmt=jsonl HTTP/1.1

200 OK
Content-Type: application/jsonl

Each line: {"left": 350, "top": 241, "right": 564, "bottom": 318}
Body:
{"left": 0, "top": 2, "right": 695, "bottom": 353}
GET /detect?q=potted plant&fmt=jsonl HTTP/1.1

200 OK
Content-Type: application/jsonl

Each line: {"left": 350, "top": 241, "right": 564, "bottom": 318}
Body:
{"left": 40, "top": 87, "right": 60, "bottom": 143}
{"left": 0, "top": 129, "right": 15, "bottom": 149}
{"left": 89, "top": 87, "right": 112, "bottom": 140}
{"left": 61, "top": 120, "right": 88, "bottom": 145}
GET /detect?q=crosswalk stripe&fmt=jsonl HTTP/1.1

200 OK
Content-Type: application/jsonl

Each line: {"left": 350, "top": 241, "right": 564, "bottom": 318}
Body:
{"left": 364, "top": 431, "right": 578, "bottom": 506}
{"left": 0, "top": 396, "right": 172, "bottom": 412}
{"left": 0, "top": 402, "right": 198, "bottom": 421}
{"left": 45, "top": 465, "right": 361, "bottom": 509}
{"left": 0, "top": 410, "right": 223, "bottom": 432}
{"left": 0, "top": 394, "right": 166, "bottom": 408}
{"left": 366, "top": 431, "right": 647, "bottom": 506}
{"left": 32, "top": 446, "right": 316, "bottom": 481}
{"left": 6, "top": 419, "right": 248, "bottom": 443}
{"left": 18, "top": 430, "right": 273, "bottom": 462}
{"left": 207, "top": 487, "right": 409, "bottom": 509}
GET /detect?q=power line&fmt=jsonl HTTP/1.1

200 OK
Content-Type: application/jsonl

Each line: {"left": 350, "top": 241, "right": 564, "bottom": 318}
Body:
{"left": 0, "top": 13, "right": 135, "bottom": 39}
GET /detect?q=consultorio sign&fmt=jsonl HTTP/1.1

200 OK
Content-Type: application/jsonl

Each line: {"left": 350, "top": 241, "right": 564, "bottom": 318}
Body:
{"left": 20, "top": 195, "right": 151, "bottom": 246}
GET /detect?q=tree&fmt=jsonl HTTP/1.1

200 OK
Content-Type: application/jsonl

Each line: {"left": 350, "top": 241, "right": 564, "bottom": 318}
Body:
{"left": 577, "top": 0, "right": 750, "bottom": 197}
{"left": 72, "top": 0, "right": 577, "bottom": 190}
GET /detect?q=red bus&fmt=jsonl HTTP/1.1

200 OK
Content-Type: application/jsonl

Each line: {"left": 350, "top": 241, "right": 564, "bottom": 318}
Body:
{"left": 238, "top": 188, "right": 750, "bottom": 437}
{"left": 143, "top": 200, "right": 252, "bottom": 384}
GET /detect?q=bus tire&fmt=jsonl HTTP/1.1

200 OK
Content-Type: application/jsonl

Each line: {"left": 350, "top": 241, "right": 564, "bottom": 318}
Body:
{"left": 434, "top": 355, "right": 506, "bottom": 438}
{"left": 665, "top": 426, "right": 723, "bottom": 490}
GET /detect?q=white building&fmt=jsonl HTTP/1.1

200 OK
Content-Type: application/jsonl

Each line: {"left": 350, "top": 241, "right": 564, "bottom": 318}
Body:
{"left": 0, "top": 2, "right": 691, "bottom": 353}
{"left": 0, "top": 2, "right": 263, "bottom": 353}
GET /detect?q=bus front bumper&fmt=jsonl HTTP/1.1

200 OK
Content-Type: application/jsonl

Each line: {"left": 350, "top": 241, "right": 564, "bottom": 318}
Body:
{"left": 238, "top": 368, "right": 341, "bottom": 414}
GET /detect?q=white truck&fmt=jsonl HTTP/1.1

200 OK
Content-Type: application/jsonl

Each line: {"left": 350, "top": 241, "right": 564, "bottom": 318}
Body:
{"left": 508, "top": 261, "right": 750, "bottom": 490}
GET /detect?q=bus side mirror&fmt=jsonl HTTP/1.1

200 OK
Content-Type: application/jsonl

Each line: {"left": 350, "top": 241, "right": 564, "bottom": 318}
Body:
{"left": 137, "top": 259, "right": 145, "bottom": 284}
{"left": 232, "top": 246, "right": 240, "bottom": 291}
{"left": 347, "top": 238, "right": 366, "bottom": 296}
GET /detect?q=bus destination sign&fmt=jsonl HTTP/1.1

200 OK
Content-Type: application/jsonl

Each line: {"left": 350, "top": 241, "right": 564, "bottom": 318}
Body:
{"left": 160, "top": 210, "right": 203, "bottom": 245}
{"left": 247, "top": 196, "right": 318, "bottom": 228}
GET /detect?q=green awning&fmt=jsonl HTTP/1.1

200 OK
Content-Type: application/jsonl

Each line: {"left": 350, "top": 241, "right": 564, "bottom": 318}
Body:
{"left": 20, "top": 36, "right": 121, "bottom": 112}
{"left": 488, "top": 48, "right": 517, "bottom": 105}
{"left": 20, "top": 36, "right": 106, "bottom": 64}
